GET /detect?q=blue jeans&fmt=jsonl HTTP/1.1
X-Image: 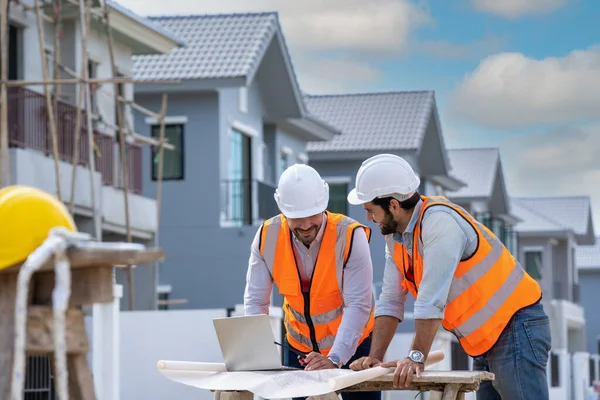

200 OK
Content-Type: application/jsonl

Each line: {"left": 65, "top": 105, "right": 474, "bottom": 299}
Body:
{"left": 473, "top": 302, "right": 552, "bottom": 399}
{"left": 283, "top": 335, "right": 381, "bottom": 400}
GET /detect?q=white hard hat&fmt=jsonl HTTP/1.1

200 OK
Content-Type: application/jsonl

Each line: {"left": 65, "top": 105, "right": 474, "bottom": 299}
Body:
{"left": 274, "top": 164, "right": 329, "bottom": 219}
{"left": 347, "top": 154, "right": 420, "bottom": 205}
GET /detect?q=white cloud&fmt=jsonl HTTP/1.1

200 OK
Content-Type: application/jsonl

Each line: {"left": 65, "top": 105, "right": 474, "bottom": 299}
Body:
{"left": 295, "top": 59, "right": 384, "bottom": 95}
{"left": 448, "top": 46, "right": 600, "bottom": 128}
{"left": 116, "top": 0, "right": 430, "bottom": 54}
{"left": 116, "top": 0, "right": 429, "bottom": 95}
{"left": 470, "top": 0, "right": 566, "bottom": 18}
{"left": 499, "top": 124, "right": 600, "bottom": 231}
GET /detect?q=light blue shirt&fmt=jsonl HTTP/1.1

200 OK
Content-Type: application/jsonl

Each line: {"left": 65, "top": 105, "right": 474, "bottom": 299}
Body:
{"left": 375, "top": 199, "right": 479, "bottom": 320}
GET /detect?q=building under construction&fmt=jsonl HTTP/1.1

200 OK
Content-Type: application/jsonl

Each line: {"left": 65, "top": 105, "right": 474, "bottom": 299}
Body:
{"left": 0, "top": 0, "right": 183, "bottom": 309}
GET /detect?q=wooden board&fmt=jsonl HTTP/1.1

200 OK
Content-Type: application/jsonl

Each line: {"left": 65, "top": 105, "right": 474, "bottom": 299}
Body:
{"left": 343, "top": 370, "right": 495, "bottom": 392}
{"left": 26, "top": 306, "right": 89, "bottom": 354}
{"left": 33, "top": 266, "right": 114, "bottom": 306}
{"left": 212, "top": 371, "right": 494, "bottom": 400}
{"left": 1, "top": 246, "right": 165, "bottom": 274}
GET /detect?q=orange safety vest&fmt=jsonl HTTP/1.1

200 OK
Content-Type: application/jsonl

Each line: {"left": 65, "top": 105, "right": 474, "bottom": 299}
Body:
{"left": 259, "top": 211, "right": 376, "bottom": 355}
{"left": 386, "top": 196, "right": 542, "bottom": 357}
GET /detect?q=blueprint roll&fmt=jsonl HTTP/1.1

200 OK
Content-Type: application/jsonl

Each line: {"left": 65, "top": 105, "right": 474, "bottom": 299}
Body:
{"left": 328, "top": 350, "right": 445, "bottom": 391}
{"left": 156, "top": 360, "right": 227, "bottom": 372}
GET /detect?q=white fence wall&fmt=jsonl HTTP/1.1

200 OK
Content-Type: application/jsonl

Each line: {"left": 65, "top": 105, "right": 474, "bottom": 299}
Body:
{"left": 83, "top": 302, "right": 600, "bottom": 400}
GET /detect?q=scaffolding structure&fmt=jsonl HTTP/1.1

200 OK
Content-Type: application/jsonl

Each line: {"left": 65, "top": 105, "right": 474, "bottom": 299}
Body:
{"left": 0, "top": 0, "right": 177, "bottom": 311}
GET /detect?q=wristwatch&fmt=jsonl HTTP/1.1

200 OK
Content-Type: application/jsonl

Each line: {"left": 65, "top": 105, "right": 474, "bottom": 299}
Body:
{"left": 407, "top": 350, "right": 425, "bottom": 364}
{"left": 327, "top": 355, "right": 343, "bottom": 368}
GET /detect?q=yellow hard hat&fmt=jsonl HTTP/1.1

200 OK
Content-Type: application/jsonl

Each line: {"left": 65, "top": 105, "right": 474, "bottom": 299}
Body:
{"left": 0, "top": 185, "right": 77, "bottom": 270}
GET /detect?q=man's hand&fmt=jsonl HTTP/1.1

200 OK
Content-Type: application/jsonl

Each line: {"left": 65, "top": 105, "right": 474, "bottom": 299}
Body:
{"left": 380, "top": 358, "right": 424, "bottom": 388}
{"left": 303, "top": 352, "right": 337, "bottom": 371}
{"left": 349, "top": 356, "right": 381, "bottom": 371}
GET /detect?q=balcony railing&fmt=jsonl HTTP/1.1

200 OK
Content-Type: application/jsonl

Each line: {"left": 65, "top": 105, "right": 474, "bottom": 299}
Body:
{"left": 220, "top": 179, "right": 279, "bottom": 226}
{"left": 7, "top": 87, "right": 142, "bottom": 193}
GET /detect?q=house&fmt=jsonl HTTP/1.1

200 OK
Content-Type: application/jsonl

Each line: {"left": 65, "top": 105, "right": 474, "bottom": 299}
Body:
{"left": 446, "top": 148, "right": 520, "bottom": 253}
{"left": 511, "top": 196, "right": 596, "bottom": 394}
{"left": 577, "top": 236, "right": 600, "bottom": 355}
{"left": 5, "top": 0, "right": 181, "bottom": 311}
{"left": 304, "top": 91, "right": 466, "bottom": 294}
{"left": 131, "top": 12, "right": 340, "bottom": 310}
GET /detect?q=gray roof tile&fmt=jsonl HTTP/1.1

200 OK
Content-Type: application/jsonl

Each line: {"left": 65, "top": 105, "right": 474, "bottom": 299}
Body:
{"left": 107, "top": 1, "right": 184, "bottom": 47}
{"left": 446, "top": 148, "right": 499, "bottom": 199}
{"left": 577, "top": 237, "right": 600, "bottom": 269}
{"left": 305, "top": 91, "right": 434, "bottom": 153}
{"left": 132, "top": 13, "right": 278, "bottom": 81}
{"left": 511, "top": 196, "right": 591, "bottom": 235}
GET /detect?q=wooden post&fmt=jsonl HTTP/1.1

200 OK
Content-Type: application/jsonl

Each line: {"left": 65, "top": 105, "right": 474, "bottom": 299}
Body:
{"left": 102, "top": 1, "right": 135, "bottom": 309}
{"left": 0, "top": 245, "right": 165, "bottom": 399}
{"left": 34, "top": 0, "right": 62, "bottom": 201}
{"left": 153, "top": 92, "right": 168, "bottom": 307}
{"left": 77, "top": 0, "right": 101, "bottom": 241}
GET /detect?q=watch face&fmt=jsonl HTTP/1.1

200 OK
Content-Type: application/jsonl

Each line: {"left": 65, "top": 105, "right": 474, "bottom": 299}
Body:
{"left": 409, "top": 350, "right": 424, "bottom": 362}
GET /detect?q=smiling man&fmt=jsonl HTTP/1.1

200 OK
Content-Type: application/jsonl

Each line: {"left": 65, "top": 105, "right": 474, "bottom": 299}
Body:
{"left": 244, "top": 164, "right": 380, "bottom": 400}
{"left": 347, "top": 154, "right": 551, "bottom": 400}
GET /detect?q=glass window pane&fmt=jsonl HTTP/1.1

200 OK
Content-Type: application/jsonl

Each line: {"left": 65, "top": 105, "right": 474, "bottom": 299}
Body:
{"left": 328, "top": 183, "right": 348, "bottom": 215}
{"left": 152, "top": 124, "right": 183, "bottom": 180}
{"left": 524, "top": 251, "right": 542, "bottom": 280}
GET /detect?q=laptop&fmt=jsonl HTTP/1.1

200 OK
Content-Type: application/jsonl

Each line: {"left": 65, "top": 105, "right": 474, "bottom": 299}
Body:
{"left": 213, "top": 314, "right": 301, "bottom": 371}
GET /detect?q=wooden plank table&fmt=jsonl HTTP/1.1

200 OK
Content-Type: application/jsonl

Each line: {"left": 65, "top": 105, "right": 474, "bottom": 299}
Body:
{"left": 0, "top": 246, "right": 165, "bottom": 400}
{"left": 214, "top": 370, "right": 494, "bottom": 400}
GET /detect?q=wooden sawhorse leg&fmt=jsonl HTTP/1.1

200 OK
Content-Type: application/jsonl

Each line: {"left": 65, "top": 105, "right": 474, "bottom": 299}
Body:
{"left": 430, "top": 384, "right": 465, "bottom": 400}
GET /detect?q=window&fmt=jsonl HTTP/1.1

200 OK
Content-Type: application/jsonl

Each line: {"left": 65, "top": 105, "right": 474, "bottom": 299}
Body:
{"left": 227, "top": 128, "right": 252, "bottom": 225}
{"left": 87, "top": 59, "right": 99, "bottom": 116}
{"left": 151, "top": 124, "right": 184, "bottom": 180}
{"left": 491, "top": 218, "right": 504, "bottom": 240}
{"left": 279, "top": 151, "right": 288, "bottom": 173}
{"left": 502, "top": 227, "right": 515, "bottom": 254}
{"left": 115, "top": 72, "right": 126, "bottom": 127}
{"left": 451, "top": 341, "right": 470, "bottom": 370}
{"left": 524, "top": 251, "right": 542, "bottom": 280}
{"left": 328, "top": 183, "right": 348, "bottom": 215}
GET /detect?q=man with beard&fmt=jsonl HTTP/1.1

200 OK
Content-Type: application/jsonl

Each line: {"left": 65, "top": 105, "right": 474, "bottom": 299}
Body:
{"left": 346, "top": 154, "right": 551, "bottom": 400}
{"left": 243, "top": 164, "right": 380, "bottom": 400}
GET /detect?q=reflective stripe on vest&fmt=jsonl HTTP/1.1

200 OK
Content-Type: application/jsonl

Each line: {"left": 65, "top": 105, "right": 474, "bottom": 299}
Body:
{"left": 387, "top": 196, "right": 542, "bottom": 357}
{"left": 259, "top": 211, "right": 374, "bottom": 354}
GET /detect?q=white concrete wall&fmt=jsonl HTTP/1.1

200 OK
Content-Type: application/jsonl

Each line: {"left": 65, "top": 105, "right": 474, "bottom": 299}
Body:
{"left": 10, "top": 147, "right": 102, "bottom": 214}
{"left": 101, "top": 185, "right": 158, "bottom": 237}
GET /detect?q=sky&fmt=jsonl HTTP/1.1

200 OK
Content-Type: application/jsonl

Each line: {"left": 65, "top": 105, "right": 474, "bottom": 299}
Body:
{"left": 118, "top": 0, "right": 600, "bottom": 232}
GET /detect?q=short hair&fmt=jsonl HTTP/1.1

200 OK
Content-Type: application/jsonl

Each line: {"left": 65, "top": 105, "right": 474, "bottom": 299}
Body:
{"left": 371, "top": 192, "right": 421, "bottom": 212}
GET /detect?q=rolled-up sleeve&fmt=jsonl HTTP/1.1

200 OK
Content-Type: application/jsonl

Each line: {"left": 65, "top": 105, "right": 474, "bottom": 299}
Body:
{"left": 243, "top": 227, "right": 273, "bottom": 316}
{"left": 413, "top": 211, "right": 468, "bottom": 320}
{"left": 374, "top": 239, "right": 408, "bottom": 321}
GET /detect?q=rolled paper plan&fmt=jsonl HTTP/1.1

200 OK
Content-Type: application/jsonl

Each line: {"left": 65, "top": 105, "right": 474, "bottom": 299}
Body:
{"left": 156, "top": 360, "right": 227, "bottom": 372}
{"left": 328, "top": 350, "right": 445, "bottom": 391}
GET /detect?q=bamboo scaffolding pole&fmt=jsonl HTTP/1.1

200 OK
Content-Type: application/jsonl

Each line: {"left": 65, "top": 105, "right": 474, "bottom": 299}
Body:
{"left": 0, "top": 0, "right": 8, "bottom": 188}
{"left": 4, "top": 77, "right": 181, "bottom": 86}
{"left": 34, "top": 0, "right": 62, "bottom": 201}
{"left": 48, "top": 57, "right": 175, "bottom": 150}
{"left": 52, "top": 0, "right": 63, "bottom": 169}
{"left": 103, "top": 1, "right": 135, "bottom": 309}
{"left": 153, "top": 92, "right": 168, "bottom": 309}
{"left": 78, "top": 0, "right": 101, "bottom": 240}
{"left": 12, "top": 1, "right": 55, "bottom": 23}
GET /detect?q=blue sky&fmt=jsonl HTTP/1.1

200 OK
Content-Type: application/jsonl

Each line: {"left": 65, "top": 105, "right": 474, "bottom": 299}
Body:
{"left": 119, "top": 0, "right": 600, "bottom": 231}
